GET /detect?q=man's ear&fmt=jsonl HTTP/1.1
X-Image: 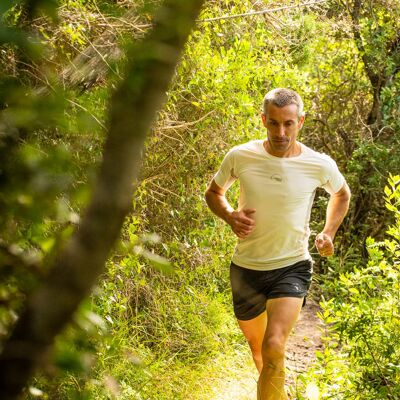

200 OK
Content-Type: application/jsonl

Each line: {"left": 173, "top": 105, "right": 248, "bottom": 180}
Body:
{"left": 261, "top": 113, "right": 267, "bottom": 127}
{"left": 298, "top": 114, "right": 305, "bottom": 129}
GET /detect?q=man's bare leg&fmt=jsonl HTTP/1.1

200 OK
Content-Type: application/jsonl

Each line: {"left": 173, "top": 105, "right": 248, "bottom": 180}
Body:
{"left": 258, "top": 297, "right": 303, "bottom": 400}
{"left": 238, "top": 311, "right": 267, "bottom": 373}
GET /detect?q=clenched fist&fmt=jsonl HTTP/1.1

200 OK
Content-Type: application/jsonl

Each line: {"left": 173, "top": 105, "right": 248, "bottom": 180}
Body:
{"left": 227, "top": 208, "right": 256, "bottom": 239}
{"left": 315, "top": 232, "right": 334, "bottom": 257}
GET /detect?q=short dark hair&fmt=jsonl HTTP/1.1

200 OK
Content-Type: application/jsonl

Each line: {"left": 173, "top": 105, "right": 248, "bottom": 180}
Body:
{"left": 262, "top": 88, "right": 304, "bottom": 117}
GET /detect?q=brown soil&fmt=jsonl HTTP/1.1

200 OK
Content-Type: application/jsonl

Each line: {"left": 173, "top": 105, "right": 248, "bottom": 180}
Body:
{"left": 286, "top": 299, "right": 324, "bottom": 398}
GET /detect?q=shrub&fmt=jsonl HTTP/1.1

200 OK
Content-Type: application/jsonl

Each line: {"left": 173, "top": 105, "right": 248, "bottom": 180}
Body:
{"left": 299, "top": 175, "right": 400, "bottom": 399}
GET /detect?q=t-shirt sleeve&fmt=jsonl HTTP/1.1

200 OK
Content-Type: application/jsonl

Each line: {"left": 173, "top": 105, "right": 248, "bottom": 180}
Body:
{"left": 213, "top": 149, "right": 238, "bottom": 190}
{"left": 320, "top": 155, "right": 346, "bottom": 195}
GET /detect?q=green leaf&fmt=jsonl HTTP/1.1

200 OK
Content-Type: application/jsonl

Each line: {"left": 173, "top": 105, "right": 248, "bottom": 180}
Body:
{"left": 0, "top": 0, "right": 14, "bottom": 15}
{"left": 143, "top": 250, "right": 174, "bottom": 275}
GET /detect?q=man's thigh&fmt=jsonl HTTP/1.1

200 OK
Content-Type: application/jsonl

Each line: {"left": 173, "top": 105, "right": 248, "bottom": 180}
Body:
{"left": 237, "top": 310, "right": 268, "bottom": 347}
{"left": 264, "top": 297, "right": 304, "bottom": 341}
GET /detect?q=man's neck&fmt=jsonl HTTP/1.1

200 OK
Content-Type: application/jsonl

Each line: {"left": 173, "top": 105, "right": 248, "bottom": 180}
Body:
{"left": 263, "top": 140, "right": 302, "bottom": 158}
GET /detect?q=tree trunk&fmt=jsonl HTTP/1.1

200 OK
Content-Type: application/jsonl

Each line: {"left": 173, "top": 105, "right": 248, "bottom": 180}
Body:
{"left": 0, "top": 0, "right": 205, "bottom": 398}
{"left": 350, "top": 0, "right": 383, "bottom": 129}
{"left": 350, "top": 0, "right": 400, "bottom": 129}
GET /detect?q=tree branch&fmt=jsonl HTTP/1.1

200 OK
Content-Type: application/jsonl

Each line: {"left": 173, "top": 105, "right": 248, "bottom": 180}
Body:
{"left": 350, "top": 0, "right": 380, "bottom": 88}
{"left": 350, "top": 0, "right": 383, "bottom": 126}
{"left": 198, "top": 0, "right": 328, "bottom": 23}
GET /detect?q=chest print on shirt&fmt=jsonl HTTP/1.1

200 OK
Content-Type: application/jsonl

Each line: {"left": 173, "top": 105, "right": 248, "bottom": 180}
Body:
{"left": 270, "top": 174, "right": 283, "bottom": 183}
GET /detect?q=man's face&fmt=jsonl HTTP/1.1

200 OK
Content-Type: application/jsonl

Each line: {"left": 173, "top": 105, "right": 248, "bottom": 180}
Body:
{"left": 261, "top": 103, "right": 304, "bottom": 157}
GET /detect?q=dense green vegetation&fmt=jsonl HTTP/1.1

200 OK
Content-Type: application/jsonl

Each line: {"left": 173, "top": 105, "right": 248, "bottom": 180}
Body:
{"left": 1, "top": 0, "right": 399, "bottom": 398}
{"left": 302, "top": 176, "right": 400, "bottom": 399}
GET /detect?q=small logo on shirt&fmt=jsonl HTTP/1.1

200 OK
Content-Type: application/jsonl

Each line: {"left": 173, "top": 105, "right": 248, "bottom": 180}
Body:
{"left": 270, "top": 174, "right": 282, "bottom": 182}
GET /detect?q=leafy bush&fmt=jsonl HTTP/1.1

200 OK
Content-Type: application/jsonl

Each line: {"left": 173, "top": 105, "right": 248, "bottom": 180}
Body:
{"left": 299, "top": 175, "right": 400, "bottom": 399}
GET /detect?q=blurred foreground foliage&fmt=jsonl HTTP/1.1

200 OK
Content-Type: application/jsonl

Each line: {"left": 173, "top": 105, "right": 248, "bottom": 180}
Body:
{"left": 1, "top": 0, "right": 400, "bottom": 398}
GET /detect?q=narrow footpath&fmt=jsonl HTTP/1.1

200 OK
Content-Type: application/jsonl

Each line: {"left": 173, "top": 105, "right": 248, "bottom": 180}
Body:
{"left": 210, "top": 300, "right": 323, "bottom": 400}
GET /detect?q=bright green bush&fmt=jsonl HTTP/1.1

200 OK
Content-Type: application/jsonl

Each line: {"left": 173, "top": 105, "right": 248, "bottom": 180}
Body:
{"left": 299, "top": 175, "right": 400, "bottom": 399}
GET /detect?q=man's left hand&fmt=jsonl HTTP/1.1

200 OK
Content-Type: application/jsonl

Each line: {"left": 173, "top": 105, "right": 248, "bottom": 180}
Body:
{"left": 315, "top": 232, "right": 334, "bottom": 257}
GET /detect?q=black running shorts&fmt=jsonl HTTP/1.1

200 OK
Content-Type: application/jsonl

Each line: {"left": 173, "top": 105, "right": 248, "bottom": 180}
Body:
{"left": 230, "top": 259, "right": 313, "bottom": 321}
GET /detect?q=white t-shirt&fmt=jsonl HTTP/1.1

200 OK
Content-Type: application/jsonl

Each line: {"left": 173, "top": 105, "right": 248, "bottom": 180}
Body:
{"left": 213, "top": 139, "right": 345, "bottom": 271}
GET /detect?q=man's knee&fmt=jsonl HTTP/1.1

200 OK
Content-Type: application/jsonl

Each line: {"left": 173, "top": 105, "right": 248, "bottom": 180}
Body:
{"left": 262, "top": 334, "right": 286, "bottom": 363}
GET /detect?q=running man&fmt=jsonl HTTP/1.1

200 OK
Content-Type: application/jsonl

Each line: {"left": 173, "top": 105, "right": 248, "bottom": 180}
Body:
{"left": 205, "top": 88, "right": 351, "bottom": 399}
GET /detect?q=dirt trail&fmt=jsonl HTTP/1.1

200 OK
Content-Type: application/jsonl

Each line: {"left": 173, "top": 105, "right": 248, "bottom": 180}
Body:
{"left": 211, "top": 300, "right": 323, "bottom": 400}
{"left": 286, "top": 300, "right": 324, "bottom": 397}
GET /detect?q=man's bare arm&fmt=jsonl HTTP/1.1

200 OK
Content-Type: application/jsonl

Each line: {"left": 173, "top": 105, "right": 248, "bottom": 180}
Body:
{"left": 205, "top": 179, "right": 256, "bottom": 239}
{"left": 315, "top": 181, "right": 351, "bottom": 257}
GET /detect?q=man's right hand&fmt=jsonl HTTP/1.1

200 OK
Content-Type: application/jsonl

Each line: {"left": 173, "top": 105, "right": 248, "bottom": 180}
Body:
{"left": 227, "top": 208, "right": 256, "bottom": 239}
